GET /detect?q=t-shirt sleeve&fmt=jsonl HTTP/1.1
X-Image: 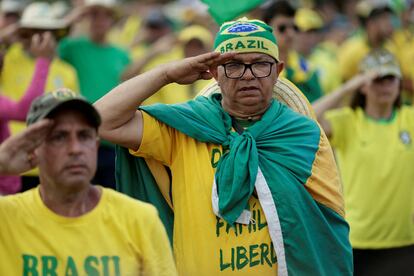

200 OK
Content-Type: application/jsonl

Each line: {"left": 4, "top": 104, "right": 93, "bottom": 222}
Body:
{"left": 139, "top": 206, "right": 177, "bottom": 276}
{"left": 57, "top": 38, "right": 72, "bottom": 63}
{"left": 129, "top": 111, "right": 175, "bottom": 166}
{"left": 324, "top": 107, "right": 355, "bottom": 150}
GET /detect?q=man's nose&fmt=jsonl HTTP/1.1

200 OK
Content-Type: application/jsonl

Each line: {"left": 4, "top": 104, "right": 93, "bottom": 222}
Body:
{"left": 241, "top": 66, "right": 255, "bottom": 80}
{"left": 67, "top": 136, "right": 83, "bottom": 154}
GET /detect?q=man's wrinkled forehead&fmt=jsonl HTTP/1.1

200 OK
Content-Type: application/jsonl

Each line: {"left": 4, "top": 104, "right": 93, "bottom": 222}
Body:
{"left": 47, "top": 107, "right": 98, "bottom": 132}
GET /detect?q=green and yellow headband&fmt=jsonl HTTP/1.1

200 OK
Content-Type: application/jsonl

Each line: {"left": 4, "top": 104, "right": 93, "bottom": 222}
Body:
{"left": 214, "top": 17, "right": 279, "bottom": 61}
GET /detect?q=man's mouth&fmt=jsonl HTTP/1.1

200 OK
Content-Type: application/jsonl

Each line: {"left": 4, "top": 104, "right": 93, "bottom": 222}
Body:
{"left": 238, "top": 86, "right": 259, "bottom": 92}
{"left": 64, "top": 164, "right": 88, "bottom": 172}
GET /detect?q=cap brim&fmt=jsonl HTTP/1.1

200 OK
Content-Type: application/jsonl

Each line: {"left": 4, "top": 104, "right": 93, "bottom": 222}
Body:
{"left": 376, "top": 67, "right": 402, "bottom": 78}
{"left": 19, "top": 21, "right": 68, "bottom": 30}
{"left": 40, "top": 99, "right": 101, "bottom": 128}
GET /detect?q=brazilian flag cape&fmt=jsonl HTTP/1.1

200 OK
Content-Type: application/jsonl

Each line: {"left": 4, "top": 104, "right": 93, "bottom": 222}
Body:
{"left": 116, "top": 94, "right": 353, "bottom": 275}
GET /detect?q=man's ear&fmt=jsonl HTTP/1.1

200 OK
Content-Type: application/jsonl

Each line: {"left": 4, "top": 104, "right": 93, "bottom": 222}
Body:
{"left": 276, "top": 61, "right": 284, "bottom": 76}
{"left": 209, "top": 65, "right": 219, "bottom": 80}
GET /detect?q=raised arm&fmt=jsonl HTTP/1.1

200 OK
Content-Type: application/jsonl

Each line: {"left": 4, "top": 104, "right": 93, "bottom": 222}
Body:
{"left": 0, "top": 32, "right": 55, "bottom": 121}
{"left": 94, "top": 51, "right": 235, "bottom": 151}
{"left": 312, "top": 72, "right": 376, "bottom": 137}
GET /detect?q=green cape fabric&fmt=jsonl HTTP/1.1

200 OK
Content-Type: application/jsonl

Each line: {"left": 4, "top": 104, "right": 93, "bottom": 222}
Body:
{"left": 115, "top": 94, "right": 353, "bottom": 275}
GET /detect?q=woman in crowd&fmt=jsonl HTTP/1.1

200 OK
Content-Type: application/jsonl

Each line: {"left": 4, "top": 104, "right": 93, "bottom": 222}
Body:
{"left": 0, "top": 32, "right": 54, "bottom": 195}
{"left": 313, "top": 49, "right": 414, "bottom": 276}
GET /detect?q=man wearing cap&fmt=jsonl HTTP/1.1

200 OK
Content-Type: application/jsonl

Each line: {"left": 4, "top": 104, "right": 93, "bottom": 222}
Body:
{"left": 95, "top": 18, "right": 352, "bottom": 276}
{"left": 0, "top": 89, "right": 177, "bottom": 276}
{"left": 314, "top": 49, "right": 414, "bottom": 275}
{"left": 58, "top": 0, "right": 131, "bottom": 189}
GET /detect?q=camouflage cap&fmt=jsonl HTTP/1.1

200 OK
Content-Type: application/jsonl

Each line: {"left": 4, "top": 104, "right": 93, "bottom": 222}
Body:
{"left": 359, "top": 49, "right": 402, "bottom": 78}
{"left": 26, "top": 88, "right": 101, "bottom": 127}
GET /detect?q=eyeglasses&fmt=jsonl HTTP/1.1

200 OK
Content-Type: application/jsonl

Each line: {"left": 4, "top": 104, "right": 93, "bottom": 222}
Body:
{"left": 276, "top": 24, "right": 299, "bottom": 33}
{"left": 222, "top": 61, "right": 275, "bottom": 79}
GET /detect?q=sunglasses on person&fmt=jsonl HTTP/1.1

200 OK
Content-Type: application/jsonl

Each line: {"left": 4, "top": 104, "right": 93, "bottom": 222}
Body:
{"left": 276, "top": 23, "right": 299, "bottom": 33}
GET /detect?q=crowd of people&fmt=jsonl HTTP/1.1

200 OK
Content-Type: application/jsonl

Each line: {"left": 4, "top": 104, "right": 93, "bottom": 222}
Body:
{"left": 0, "top": 0, "right": 413, "bottom": 275}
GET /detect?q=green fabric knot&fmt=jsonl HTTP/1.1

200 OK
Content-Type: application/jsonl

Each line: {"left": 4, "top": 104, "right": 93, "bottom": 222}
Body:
{"left": 215, "top": 130, "right": 258, "bottom": 225}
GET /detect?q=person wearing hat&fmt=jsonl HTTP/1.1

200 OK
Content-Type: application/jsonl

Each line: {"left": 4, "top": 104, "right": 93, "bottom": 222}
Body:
{"left": 95, "top": 17, "right": 352, "bottom": 276}
{"left": 58, "top": 0, "right": 131, "bottom": 190}
{"left": 262, "top": 0, "right": 324, "bottom": 102}
{"left": 0, "top": 31, "right": 54, "bottom": 195}
{"left": 0, "top": 89, "right": 177, "bottom": 276}
{"left": 0, "top": 0, "right": 25, "bottom": 29}
{"left": 294, "top": 8, "right": 342, "bottom": 95}
{"left": 338, "top": 0, "right": 414, "bottom": 97}
{"left": 314, "top": 49, "right": 414, "bottom": 275}
{"left": 0, "top": 1, "right": 79, "bottom": 190}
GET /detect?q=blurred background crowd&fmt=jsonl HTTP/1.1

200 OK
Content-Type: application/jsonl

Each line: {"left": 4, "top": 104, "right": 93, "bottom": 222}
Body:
{"left": 0, "top": 0, "right": 413, "bottom": 274}
{"left": 0, "top": 0, "right": 413, "bottom": 193}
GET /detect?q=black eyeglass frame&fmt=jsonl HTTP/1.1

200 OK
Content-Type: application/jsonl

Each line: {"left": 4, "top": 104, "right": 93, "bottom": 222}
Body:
{"left": 221, "top": 61, "right": 276, "bottom": 79}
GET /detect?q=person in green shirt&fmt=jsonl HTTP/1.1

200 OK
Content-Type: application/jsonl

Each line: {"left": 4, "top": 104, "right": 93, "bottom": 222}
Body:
{"left": 58, "top": 0, "right": 131, "bottom": 189}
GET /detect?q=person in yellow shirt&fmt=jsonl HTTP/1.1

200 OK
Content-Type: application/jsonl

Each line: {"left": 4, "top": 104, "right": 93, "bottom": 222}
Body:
{"left": 263, "top": 1, "right": 324, "bottom": 102}
{"left": 314, "top": 49, "right": 414, "bottom": 276}
{"left": 0, "top": 2, "right": 79, "bottom": 189}
{"left": 338, "top": 0, "right": 413, "bottom": 98}
{"left": 0, "top": 89, "right": 177, "bottom": 276}
{"left": 95, "top": 17, "right": 352, "bottom": 276}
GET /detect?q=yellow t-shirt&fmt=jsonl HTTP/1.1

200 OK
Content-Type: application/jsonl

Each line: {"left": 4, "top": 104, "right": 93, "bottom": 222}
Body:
{"left": 326, "top": 107, "right": 414, "bottom": 248}
{"left": 0, "top": 43, "right": 79, "bottom": 176}
{"left": 0, "top": 187, "right": 177, "bottom": 276}
{"left": 131, "top": 112, "right": 277, "bottom": 276}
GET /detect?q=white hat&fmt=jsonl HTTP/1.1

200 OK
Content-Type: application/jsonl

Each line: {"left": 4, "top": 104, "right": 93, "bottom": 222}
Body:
{"left": 84, "top": 0, "right": 117, "bottom": 10}
{"left": 1, "top": 0, "right": 26, "bottom": 13}
{"left": 19, "top": 2, "right": 67, "bottom": 30}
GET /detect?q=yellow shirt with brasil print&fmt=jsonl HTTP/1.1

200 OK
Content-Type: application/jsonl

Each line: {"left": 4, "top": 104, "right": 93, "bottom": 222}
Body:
{"left": 131, "top": 110, "right": 344, "bottom": 276}
{"left": 0, "top": 43, "right": 79, "bottom": 176}
{"left": 0, "top": 187, "right": 176, "bottom": 276}
{"left": 326, "top": 107, "right": 414, "bottom": 248}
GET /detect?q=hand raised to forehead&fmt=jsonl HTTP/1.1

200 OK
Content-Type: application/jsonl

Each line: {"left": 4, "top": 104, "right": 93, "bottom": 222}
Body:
{"left": 30, "top": 32, "right": 56, "bottom": 60}
{"left": 162, "top": 51, "right": 235, "bottom": 85}
{"left": 0, "top": 119, "right": 54, "bottom": 175}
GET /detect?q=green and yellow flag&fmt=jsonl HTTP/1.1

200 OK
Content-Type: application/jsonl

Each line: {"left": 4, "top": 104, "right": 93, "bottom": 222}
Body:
{"left": 201, "top": 0, "right": 265, "bottom": 24}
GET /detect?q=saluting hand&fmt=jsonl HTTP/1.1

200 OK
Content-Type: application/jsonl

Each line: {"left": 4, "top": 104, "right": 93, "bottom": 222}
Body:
{"left": 30, "top": 32, "right": 56, "bottom": 60}
{"left": 0, "top": 119, "right": 54, "bottom": 175}
{"left": 162, "top": 51, "right": 235, "bottom": 85}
